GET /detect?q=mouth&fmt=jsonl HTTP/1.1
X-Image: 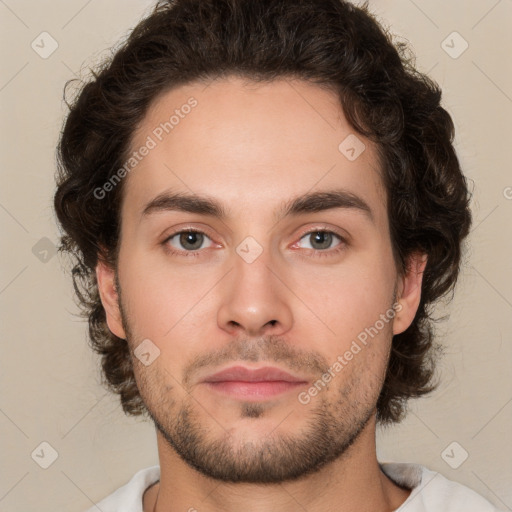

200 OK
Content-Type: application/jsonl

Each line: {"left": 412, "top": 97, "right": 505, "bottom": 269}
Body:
{"left": 200, "top": 365, "right": 309, "bottom": 401}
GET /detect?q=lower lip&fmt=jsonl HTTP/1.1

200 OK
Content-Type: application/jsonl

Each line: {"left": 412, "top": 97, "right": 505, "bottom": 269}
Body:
{"left": 203, "top": 381, "right": 306, "bottom": 400}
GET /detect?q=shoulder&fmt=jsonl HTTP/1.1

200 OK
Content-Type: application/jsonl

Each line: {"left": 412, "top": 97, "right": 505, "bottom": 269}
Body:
{"left": 380, "top": 462, "right": 504, "bottom": 512}
{"left": 83, "top": 465, "right": 160, "bottom": 512}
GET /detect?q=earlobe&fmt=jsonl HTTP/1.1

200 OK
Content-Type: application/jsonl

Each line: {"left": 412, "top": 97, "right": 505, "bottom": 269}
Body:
{"left": 393, "top": 252, "right": 428, "bottom": 335}
{"left": 95, "top": 256, "right": 127, "bottom": 340}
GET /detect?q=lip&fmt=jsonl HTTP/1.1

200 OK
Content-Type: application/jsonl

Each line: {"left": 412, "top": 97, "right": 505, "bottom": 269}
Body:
{"left": 200, "top": 365, "right": 309, "bottom": 401}
{"left": 202, "top": 365, "right": 307, "bottom": 383}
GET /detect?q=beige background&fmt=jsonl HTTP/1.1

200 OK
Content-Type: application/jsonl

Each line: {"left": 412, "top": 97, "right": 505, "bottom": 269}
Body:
{"left": 1, "top": 1, "right": 511, "bottom": 510}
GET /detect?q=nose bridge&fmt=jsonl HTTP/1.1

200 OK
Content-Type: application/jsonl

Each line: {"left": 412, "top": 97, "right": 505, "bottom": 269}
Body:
{"left": 216, "top": 240, "right": 293, "bottom": 336}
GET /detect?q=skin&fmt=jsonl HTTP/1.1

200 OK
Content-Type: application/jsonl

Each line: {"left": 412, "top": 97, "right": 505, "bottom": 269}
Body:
{"left": 96, "top": 76, "right": 427, "bottom": 512}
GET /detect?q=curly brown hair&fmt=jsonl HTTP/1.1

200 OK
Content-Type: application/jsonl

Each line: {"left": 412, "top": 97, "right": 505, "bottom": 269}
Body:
{"left": 54, "top": 0, "right": 472, "bottom": 424}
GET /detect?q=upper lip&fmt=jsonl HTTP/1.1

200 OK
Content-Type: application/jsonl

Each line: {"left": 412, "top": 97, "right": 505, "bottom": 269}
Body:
{"left": 201, "top": 365, "right": 308, "bottom": 383}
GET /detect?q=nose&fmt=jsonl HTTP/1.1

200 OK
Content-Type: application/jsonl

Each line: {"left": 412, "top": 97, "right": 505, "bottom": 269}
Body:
{"left": 216, "top": 248, "right": 293, "bottom": 338}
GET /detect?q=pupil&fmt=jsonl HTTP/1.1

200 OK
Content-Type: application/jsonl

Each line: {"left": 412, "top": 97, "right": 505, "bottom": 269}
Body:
{"left": 311, "top": 231, "right": 331, "bottom": 250}
{"left": 180, "top": 232, "right": 203, "bottom": 250}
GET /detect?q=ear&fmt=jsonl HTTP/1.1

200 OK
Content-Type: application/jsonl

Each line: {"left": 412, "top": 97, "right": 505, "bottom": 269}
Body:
{"left": 393, "top": 252, "right": 428, "bottom": 335}
{"left": 95, "top": 255, "right": 127, "bottom": 340}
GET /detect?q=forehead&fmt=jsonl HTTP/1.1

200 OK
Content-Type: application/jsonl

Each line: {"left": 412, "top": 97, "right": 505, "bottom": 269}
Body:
{"left": 122, "top": 76, "right": 386, "bottom": 226}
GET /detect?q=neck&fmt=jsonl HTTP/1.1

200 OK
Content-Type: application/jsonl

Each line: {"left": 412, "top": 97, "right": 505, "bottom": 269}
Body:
{"left": 144, "top": 416, "right": 411, "bottom": 512}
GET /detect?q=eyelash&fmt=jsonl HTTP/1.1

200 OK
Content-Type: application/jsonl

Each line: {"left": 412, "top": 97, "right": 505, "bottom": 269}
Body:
{"left": 162, "top": 229, "right": 211, "bottom": 259}
{"left": 161, "top": 228, "right": 347, "bottom": 259}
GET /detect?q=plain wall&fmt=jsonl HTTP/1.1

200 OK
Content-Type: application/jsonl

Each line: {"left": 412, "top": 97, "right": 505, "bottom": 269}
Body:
{"left": 1, "top": 1, "right": 511, "bottom": 510}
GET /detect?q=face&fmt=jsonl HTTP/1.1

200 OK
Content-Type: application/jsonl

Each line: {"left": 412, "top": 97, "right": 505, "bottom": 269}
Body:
{"left": 97, "top": 76, "right": 425, "bottom": 483}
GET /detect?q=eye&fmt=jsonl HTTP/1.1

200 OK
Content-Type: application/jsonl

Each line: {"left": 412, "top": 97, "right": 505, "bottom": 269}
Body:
{"left": 165, "top": 230, "right": 214, "bottom": 252}
{"left": 296, "top": 230, "right": 343, "bottom": 251}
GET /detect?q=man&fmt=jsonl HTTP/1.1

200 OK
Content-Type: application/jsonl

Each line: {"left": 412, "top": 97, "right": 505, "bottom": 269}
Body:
{"left": 53, "top": 0, "right": 502, "bottom": 510}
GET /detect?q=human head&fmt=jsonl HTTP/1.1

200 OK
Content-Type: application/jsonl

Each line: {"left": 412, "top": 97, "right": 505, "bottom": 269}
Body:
{"left": 54, "top": 0, "right": 471, "bottom": 435}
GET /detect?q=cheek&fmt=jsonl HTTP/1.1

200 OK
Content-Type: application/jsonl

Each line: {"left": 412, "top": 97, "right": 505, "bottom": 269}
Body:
{"left": 120, "top": 262, "right": 214, "bottom": 388}
{"left": 287, "top": 248, "right": 397, "bottom": 347}
{"left": 119, "top": 250, "right": 214, "bottom": 341}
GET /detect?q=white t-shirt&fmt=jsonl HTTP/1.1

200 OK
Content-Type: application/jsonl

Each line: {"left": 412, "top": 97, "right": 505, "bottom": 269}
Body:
{"left": 85, "top": 462, "right": 503, "bottom": 512}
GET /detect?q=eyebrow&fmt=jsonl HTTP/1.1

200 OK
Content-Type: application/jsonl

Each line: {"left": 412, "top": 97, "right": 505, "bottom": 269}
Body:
{"left": 140, "top": 188, "right": 374, "bottom": 224}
